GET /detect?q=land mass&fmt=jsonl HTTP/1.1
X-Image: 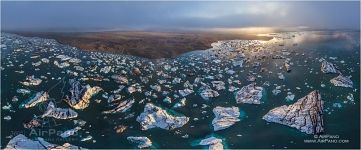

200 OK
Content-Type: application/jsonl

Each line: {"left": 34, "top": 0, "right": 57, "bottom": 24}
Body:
{"left": 13, "top": 31, "right": 273, "bottom": 59}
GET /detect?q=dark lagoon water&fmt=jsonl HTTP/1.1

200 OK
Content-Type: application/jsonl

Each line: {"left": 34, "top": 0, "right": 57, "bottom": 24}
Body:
{"left": 1, "top": 31, "right": 360, "bottom": 149}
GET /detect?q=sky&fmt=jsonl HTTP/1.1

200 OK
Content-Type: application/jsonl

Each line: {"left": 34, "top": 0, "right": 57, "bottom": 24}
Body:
{"left": 1, "top": 1, "right": 360, "bottom": 32}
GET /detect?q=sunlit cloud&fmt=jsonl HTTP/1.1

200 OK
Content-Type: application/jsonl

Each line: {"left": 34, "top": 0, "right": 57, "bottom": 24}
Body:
{"left": 209, "top": 27, "right": 276, "bottom": 34}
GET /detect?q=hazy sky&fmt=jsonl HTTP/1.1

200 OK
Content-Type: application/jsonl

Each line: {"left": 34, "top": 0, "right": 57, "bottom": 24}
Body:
{"left": 1, "top": 1, "right": 360, "bottom": 32}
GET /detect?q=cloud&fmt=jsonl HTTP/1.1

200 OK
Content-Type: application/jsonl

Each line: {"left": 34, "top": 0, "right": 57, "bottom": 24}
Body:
{"left": 1, "top": 1, "right": 359, "bottom": 32}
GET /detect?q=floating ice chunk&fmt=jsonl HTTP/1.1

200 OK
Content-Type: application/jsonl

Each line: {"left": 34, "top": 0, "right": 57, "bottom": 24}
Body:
{"left": 20, "top": 91, "right": 49, "bottom": 108}
{"left": 56, "top": 55, "right": 72, "bottom": 61}
{"left": 178, "top": 89, "right": 194, "bottom": 97}
{"left": 23, "top": 119, "right": 41, "bottom": 129}
{"left": 272, "top": 87, "right": 281, "bottom": 96}
{"left": 199, "top": 88, "right": 219, "bottom": 100}
{"left": 211, "top": 81, "right": 226, "bottom": 91}
{"left": 4, "top": 116, "right": 12, "bottom": 121}
{"left": 321, "top": 60, "right": 337, "bottom": 73}
{"left": 114, "top": 125, "right": 127, "bottom": 134}
{"left": 284, "top": 61, "right": 291, "bottom": 72}
{"left": 32, "top": 61, "right": 42, "bottom": 67}
{"left": 74, "top": 66, "right": 85, "bottom": 71}
{"left": 163, "top": 96, "right": 172, "bottom": 104}
{"left": 42, "top": 102, "right": 78, "bottom": 119}
{"left": 20, "top": 75, "right": 42, "bottom": 86}
{"left": 100, "top": 66, "right": 112, "bottom": 74}
{"left": 233, "top": 60, "right": 244, "bottom": 67}
{"left": 60, "top": 127, "right": 81, "bottom": 138}
{"left": 173, "top": 98, "right": 186, "bottom": 108}
{"left": 102, "top": 98, "right": 135, "bottom": 114}
{"left": 247, "top": 75, "right": 256, "bottom": 82}
{"left": 136, "top": 103, "right": 189, "bottom": 130}
{"left": 285, "top": 92, "right": 295, "bottom": 102}
{"left": 41, "top": 58, "right": 49, "bottom": 63}
{"left": 263, "top": 90, "right": 324, "bottom": 134}
{"left": 172, "top": 78, "right": 181, "bottom": 84}
{"left": 150, "top": 84, "right": 161, "bottom": 92}
{"left": 127, "top": 136, "right": 152, "bottom": 148}
{"left": 330, "top": 75, "right": 353, "bottom": 88}
{"left": 235, "top": 83, "right": 264, "bottom": 104}
{"left": 332, "top": 103, "right": 342, "bottom": 108}
{"left": 132, "top": 67, "right": 141, "bottom": 75}
{"left": 272, "top": 55, "right": 285, "bottom": 59}
{"left": 5, "top": 134, "right": 86, "bottom": 150}
{"left": 2, "top": 103, "right": 12, "bottom": 110}
{"left": 127, "top": 86, "right": 137, "bottom": 94}
{"left": 277, "top": 73, "right": 285, "bottom": 80}
{"left": 213, "top": 59, "right": 221, "bottom": 63}
{"left": 65, "top": 79, "right": 102, "bottom": 109}
{"left": 80, "top": 136, "right": 93, "bottom": 142}
{"left": 228, "top": 86, "right": 239, "bottom": 92}
{"left": 226, "top": 69, "right": 235, "bottom": 75}
{"left": 54, "top": 60, "right": 70, "bottom": 68}
{"left": 69, "top": 58, "right": 81, "bottom": 64}
{"left": 346, "top": 93, "right": 355, "bottom": 104}
{"left": 107, "top": 94, "right": 123, "bottom": 103}
{"left": 199, "top": 137, "right": 223, "bottom": 150}
{"left": 212, "top": 106, "right": 240, "bottom": 131}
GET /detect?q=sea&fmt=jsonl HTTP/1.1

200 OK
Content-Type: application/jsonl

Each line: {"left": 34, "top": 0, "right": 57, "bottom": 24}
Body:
{"left": 1, "top": 31, "right": 360, "bottom": 149}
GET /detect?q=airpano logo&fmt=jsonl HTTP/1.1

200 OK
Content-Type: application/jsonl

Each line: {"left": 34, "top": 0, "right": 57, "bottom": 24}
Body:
{"left": 304, "top": 134, "right": 350, "bottom": 144}
{"left": 29, "top": 128, "right": 78, "bottom": 137}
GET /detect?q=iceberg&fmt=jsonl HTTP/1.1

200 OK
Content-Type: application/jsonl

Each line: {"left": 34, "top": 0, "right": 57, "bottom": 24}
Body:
{"left": 20, "top": 91, "right": 49, "bottom": 108}
{"left": 102, "top": 98, "right": 135, "bottom": 114}
{"left": 173, "top": 98, "right": 186, "bottom": 108}
{"left": 211, "top": 81, "right": 226, "bottom": 91}
{"left": 42, "top": 102, "right": 78, "bottom": 119}
{"left": 235, "top": 83, "right": 264, "bottom": 104}
{"left": 23, "top": 119, "right": 41, "bottom": 129}
{"left": 54, "top": 60, "right": 70, "bottom": 68}
{"left": 330, "top": 75, "right": 353, "bottom": 88}
{"left": 114, "top": 125, "right": 128, "bottom": 134}
{"left": 65, "top": 79, "right": 102, "bottom": 109}
{"left": 100, "top": 66, "right": 112, "bottom": 74}
{"left": 5, "top": 134, "right": 86, "bottom": 150}
{"left": 199, "top": 137, "right": 223, "bottom": 150}
{"left": 16, "top": 89, "right": 31, "bottom": 95}
{"left": 127, "top": 136, "right": 152, "bottom": 148}
{"left": 136, "top": 103, "right": 189, "bottom": 130}
{"left": 284, "top": 61, "right": 291, "bottom": 72}
{"left": 199, "top": 88, "right": 219, "bottom": 100}
{"left": 20, "top": 75, "right": 42, "bottom": 86}
{"left": 321, "top": 60, "right": 337, "bottom": 73}
{"left": 60, "top": 127, "right": 81, "bottom": 138}
{"left": 111, "top": 75, "right": 129, "bottom": 84}
{"left": 263, "top": 90, "right": 324, "bottom": 134}
{"left": 212, "top": 106, "right": 240, "bottom": 131}
{"left": 178, "top": 89, "right": 194, "bottom": 97}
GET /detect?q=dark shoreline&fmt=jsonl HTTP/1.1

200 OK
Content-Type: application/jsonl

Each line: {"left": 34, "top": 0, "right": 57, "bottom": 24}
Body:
{"left": 9, "top": 31, "right": 273, "bottom": 59}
